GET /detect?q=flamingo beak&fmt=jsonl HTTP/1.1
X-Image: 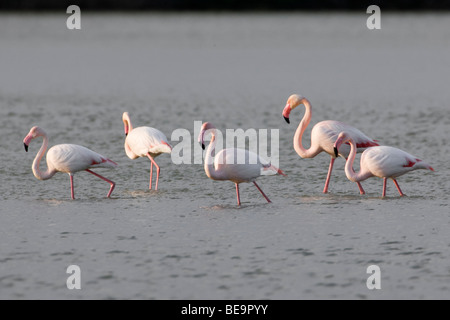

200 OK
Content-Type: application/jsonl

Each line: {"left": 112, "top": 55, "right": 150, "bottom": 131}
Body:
{"left": 198, "top": 130, "right": 206, "bottom": 150}
{"left": 333, "top": 136, "right": 343, "bottom": 157}
{"left": 23, "top": 134, "right": 32, "bottom": 152}
{"left": 282, "top": 103, "right": 291, "bottom": 124}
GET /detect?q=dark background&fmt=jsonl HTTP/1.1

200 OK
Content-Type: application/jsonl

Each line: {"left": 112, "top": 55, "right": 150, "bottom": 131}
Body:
{"left": 1, "top": 0, "right": 450, "bottom": 11}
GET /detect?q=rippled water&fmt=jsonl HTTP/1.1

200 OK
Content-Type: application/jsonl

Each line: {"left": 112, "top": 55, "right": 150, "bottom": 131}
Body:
{"left": 0, "top": 12, "right": 449, "bottom": 299}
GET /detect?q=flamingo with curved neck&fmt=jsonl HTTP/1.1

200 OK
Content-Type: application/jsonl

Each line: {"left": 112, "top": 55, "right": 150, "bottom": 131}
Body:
{"left": 282, "top": 93, "right": 379, "bottom": 194}
{"left": 334, "top": 131, "right": 434, "bottom": 197}
{"left": 122, "top": 112, "right": 172, "bottom": 190}
{"left": 198, "top": 122, "right": 286, "bottom": 206}
{"left": 23, "top": 126, "right": 117, "bottom": 199}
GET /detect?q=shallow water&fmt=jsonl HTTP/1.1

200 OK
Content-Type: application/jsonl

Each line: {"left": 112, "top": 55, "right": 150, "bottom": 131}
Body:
{"left": 0, "top": 12, "right": 449, "bottom": 300}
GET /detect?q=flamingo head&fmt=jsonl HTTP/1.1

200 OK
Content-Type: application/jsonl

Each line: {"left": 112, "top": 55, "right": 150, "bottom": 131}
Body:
{"left": 23, "top": 126, "right": 46, "bottom": 152}
{"left": 333, "top": 131, "right": 352, "bottom": 157}
{"left": 122, "top": 112, "right": 132, "bottom": 136}
{"left": 198, "top": 122, "right": 216, "bottom": 150}
{"left": 282, "top": 94, "right": 305, "bottom": 124}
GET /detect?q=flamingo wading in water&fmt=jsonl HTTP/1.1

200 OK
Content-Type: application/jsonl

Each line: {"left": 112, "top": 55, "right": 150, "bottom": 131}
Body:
{"left": 198, "top": 122, "right": 286, "bottom": 206}
{"left": 23, "top": 126, "right": 117, "bottom": 199}
{"left": 282, "top": 94, "right": 379, "bottom": 194}
{"left": 122, "top": 112, "right": 172, "bottom": 190}
{"left": 333, "top": 131, "right": 434, "bottom": 197}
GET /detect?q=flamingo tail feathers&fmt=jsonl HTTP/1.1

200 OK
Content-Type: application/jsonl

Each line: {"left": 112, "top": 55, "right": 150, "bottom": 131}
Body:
{"left": 92, "top": 158, "right": 118, "bottom": 168}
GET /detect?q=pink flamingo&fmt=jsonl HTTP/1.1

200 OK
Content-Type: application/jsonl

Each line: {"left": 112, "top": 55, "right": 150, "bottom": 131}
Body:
{"left": 23, "top": 126, "right": 117, "bottom": 199}
{"left": 122, "top": 112, "right": 172, "bottom": 190}
{"left": 334, "top": 131, "right": 434, "bottom": 197}
{"left": 198, "top": 122, "right": 286, "bottom": 206}
{"left": 282, "top": 94, "right": 379, "bottom": 194}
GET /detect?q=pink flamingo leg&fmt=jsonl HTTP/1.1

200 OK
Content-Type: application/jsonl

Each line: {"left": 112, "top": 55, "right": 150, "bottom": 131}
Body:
{"left": 235, "top": 183, "right": 241, "bottom": 206}
{"left": 69, "top": 173, "right": 75, "bottom": 200}
{"left": 149, "top": 162, "right": 153, "bottom": 190}
{"left": 147, "top": 154, "right": 160, "bottom": 190}
{"left": 382, "top": 177, "right": 387, "bottom": 197}
{"left": 356, "top": 182, "right": 366, "bottom": 195}
{"left": 392, "top": 178, "right": 405, "bottom": 197}
{"left": 85, "top": 169, "right": 116, "bottom": 198}
{"left": 323, "top": 157, "right": 335, "bottom": 193}
{"left": 253, "top": 181, "right": 271, "bottom": 203}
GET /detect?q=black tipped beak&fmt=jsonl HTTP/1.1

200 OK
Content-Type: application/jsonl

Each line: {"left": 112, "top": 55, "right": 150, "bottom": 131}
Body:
{"left": 334, "top": 147, "right": 338, "bottom": 158}
{"left": 284, "top": 116, "right": 290, "bottom": 124}
{"left": 201, "top": 143, "right": 205, "bottom": 150}
{"left": 24, "top": 143, "right": 28, "bottom": 152}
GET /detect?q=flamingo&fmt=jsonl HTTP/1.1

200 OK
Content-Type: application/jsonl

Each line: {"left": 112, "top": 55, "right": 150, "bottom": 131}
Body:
{"left": 23, "top": 126, "right": 117, "bottom": 199}
{"left": 122, "top": 112, "right": 172, "bottom": 190}
{"left": 282, "top": 94, "right": 379, "bottom": 194}
{"left": 198, "top": 122, "right": 286, "bottom": 206}
{"left": 333, "top": 131, "right": 434, "bottom": 197}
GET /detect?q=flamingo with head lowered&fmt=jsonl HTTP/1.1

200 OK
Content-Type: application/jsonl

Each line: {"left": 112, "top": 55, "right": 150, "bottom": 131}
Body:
{"left": 282, "top": 94, "right": 379, "bottom": 194}
{"left": 198, "top": 122, "right": 286, "bottom": 206}
{"left": 122, "top": 112, "right": 172, "bottom": 190}
{"left": 23, "top": 126, "right": 117, "bottom": 199}
{"left": 334, "top": 131, "right": 434, "bottom": 197}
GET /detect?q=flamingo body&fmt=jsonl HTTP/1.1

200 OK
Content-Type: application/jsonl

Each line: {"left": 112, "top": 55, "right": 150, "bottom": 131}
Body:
{"left": 122, "top": 112, "right": 172, "bottom": 190}
{"left": 360, "top": 146, "right": 433, "bottom": 179}
{"left": 283, "top": 94, "right": 379, "bottom": 194}
{"left": 199, "top": 122, "right": 285, "bottom": 205}
{"left": 311, "top": 120, "right": 378, "bottom": 158}
{"left": 212, "top": 148, "right": 279, "bottom": 184}
{"left": 334, "top": 131, "right": 434, "bottom": 197}
{"left": 46, "top": 144, "right": 117, "bottom": 174}
{"left": 125, "top": 127, "right": 172, "bottom": 158}
{"left": 23, "top": 126, "right": 117, "bottom": 199}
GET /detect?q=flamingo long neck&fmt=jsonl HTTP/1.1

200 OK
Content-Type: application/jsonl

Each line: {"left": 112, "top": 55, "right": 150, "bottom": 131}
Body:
{"left": 125, "top": 115, "right": 134, "bottom": 133}
{"left": 344, "top": 139, "right": 371, "bottom": 182}
{"left": 123, "top": 114, "right": 139, "bottom": 159}
{"left": 32, "top": 134, "right": 56, "bottom": 181}
{"left": 204, "top": 132, "right": 223, "bottom": 181}
{"left": 293, "top": 99, "right": 320, "bottom": 158}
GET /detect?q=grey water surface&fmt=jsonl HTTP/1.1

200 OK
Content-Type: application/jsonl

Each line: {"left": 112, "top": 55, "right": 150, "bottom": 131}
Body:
{"left": 0, "top": 12, "right": 449, "bottom": 299}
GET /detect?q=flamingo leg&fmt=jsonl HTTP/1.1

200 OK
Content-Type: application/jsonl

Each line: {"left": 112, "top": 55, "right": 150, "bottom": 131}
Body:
{"left": 147, "top": 154, "right": 160, "bottom": 190}
{"left": 392, "top": 178, "right": 405, "bottom": 197}
{"left": 323, "top": 157, "right": 335, "bottom": 193}
{"left": 253, "top": 181, "right": 271, "bottom": 203}
{"left": 236, "top": 183, "right": 241, "bottom": 206}
{"left": 149, "top": 162, "right": 153, "bottom": 190}
{"left": 382, "top": 177, "right": 387, "bottom": 197}
{"left": 356, "top": 182, "right": 366, "bottom": 195}
{"left": 85, "top": 169, "right": 116, "bottom": 198}
{"left": 69, "top": 173, "right": 75, "bottom": 200}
